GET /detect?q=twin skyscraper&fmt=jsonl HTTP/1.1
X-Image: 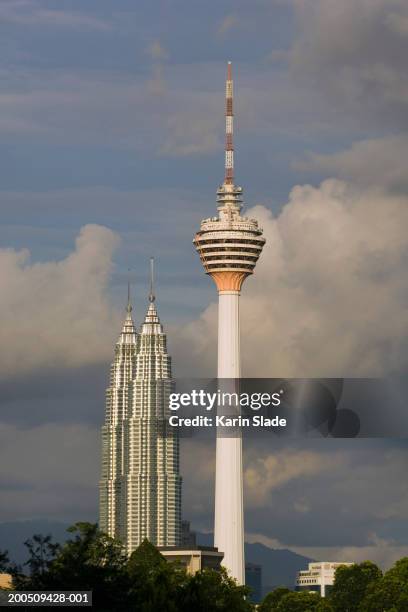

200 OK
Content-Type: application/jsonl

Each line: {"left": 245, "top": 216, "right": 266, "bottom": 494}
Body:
{"left": 99, "top": 264, "right": 182, "bottom": 552}
{"left": 100, "top": 62, "right": 265, "bottom": 584}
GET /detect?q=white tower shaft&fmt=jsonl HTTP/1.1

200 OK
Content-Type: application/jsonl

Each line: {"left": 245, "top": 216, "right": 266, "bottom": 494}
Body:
{"left": 215, "top": 290, "right": 244, "bottom": 583}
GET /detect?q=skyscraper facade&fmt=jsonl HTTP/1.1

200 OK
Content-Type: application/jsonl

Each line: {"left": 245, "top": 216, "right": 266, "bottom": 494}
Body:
{"left": 194, "top": 63, "right": 265, "bottom": 583}
{"left": 99, "top": 277, "right": 182, "bottom": 553}
{"left": 99, "top": 295, "right": 137, "bottom": 542}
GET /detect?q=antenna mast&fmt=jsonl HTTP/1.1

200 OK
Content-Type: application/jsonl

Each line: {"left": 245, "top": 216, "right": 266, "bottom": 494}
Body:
{"left": 149, "top": 257, "right": 155, "bottom": 303}
{"left": 225, "top": 61, "right": 234, "bottom": 185}
{"left": 127, "top": 268, "right": 132, "bottom": 313}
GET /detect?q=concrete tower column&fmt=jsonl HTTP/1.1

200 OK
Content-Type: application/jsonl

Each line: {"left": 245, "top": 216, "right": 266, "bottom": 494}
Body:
{"left": 218, "top": 291, "right": 240, "bottom": 378}
{"left": 215, "top": 288, "right": 244, "bottom": 583}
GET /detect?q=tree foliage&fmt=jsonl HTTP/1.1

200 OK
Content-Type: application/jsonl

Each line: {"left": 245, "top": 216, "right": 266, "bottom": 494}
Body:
{"left": 14, "top": 523, "right": 130, "bottom": 610}
{"left": 179, "top": 567, "right": 252, "bottom": 612}
{"left": 315, "top": 600, "right": 334, "bottom": 612}
{"left": 24, "top": 534, "right": 60, "bottom": 577}
{"left": 330, "top": 561, "right": 382, "bottom": 612}
{"left": 8, "top": 526, "right": 408, "bottom": 611}
{"left": 0, "top": 548, "right": 20, "bottom": 579}
{"left": 12, "top": 523, "right": 252, "bottom": 611}
{"left": 358, "top": 557, "right": 408, "bottom": 612}
{"left": 258, "top": 586, "right": 291, "bottom": 611}
{"left": 127, "top": 539, "right": 186, "bottom": 612}
{"left": 0, "top": 550, "right": 10, "bottom": 573}
{"left": 275, "top": 591, "right": 321, "bottom": 612}
{"left": 259, "top": 589, "right": 328, "bottom": 612}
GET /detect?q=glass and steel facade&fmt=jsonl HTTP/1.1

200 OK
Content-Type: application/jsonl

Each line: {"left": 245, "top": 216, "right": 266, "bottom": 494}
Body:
{"left": 99, "top": 299, "right": 182, "bottom": 553}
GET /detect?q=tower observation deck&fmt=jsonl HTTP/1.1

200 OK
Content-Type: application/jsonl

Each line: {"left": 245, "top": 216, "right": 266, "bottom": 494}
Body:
{"left": 194, "top": 63, "right": 265, "bottom": 293}
{"left": 194, "top": 186, "right": 265, "bottom": 291}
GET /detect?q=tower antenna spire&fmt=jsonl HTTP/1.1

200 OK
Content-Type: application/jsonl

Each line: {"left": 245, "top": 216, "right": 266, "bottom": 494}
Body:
{"left": 149, "top": 257, "right": 155, "bottom": 303}
{"left": 225, "top": 61, "right": 234, "bottom": 185}
{"left": 127, "top": 268, "right": 132, "bottom": 313}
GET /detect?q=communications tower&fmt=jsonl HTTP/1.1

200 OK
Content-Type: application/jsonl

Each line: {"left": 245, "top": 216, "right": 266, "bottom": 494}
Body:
{"left": 194, "top": 62, "right": 265, "bottom": 583}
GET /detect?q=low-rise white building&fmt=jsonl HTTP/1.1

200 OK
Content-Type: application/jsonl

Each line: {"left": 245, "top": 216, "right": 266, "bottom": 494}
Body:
{"left": 159, "top": 546, "right": 224, "bottom": 574}
{"left": 295, "top": 561, "right": 353, "bottom": 597}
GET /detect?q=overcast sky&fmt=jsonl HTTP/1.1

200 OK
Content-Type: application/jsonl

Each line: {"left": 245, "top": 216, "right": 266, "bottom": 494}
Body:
{"left": 0, "top": 0, "right": 407, "bottom": 569}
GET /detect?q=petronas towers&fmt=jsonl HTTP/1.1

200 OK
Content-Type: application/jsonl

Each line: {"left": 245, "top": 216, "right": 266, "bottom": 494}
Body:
{"left": 99, "top": 275, "right": 182, "bottom": 552}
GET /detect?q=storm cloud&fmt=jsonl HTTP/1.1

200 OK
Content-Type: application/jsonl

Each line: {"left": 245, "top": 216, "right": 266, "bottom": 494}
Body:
{"left": 290, "top": 0, "right": 408, "bottom": 129}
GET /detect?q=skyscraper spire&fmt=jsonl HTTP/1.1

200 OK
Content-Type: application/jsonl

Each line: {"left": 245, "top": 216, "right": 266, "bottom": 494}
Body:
{"left": 143, "top": 258, "right": 161, "bottom": 334}
{"left": 99, "top": 272, "right": 138, "bottom": 540}
{"left": 119, "top": 273, "right": 136, "bottom": 344}
{"left": 225, "top": 61, "right": 234, "bottom": 185}
{"left": 149, "top": 257, "right": 155, "bottom": 303}
{"left": 126, "top": 258, "right": 181, "bottom": 552}
{"left": 127, "top": 269, "right": 132, "bottom": 314}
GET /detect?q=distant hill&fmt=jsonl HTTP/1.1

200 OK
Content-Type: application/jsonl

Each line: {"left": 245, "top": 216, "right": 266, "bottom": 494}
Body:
{"left": 0, "top": 521, "right": 313, "bottom": 597}
{"left": 196, "top": 532, "right": 314, "bottom": 596}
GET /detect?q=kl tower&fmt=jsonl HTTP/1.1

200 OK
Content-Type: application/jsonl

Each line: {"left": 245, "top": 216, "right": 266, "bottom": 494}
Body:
{"left": 194, "top": 62, "right": 265, "bottom": 583}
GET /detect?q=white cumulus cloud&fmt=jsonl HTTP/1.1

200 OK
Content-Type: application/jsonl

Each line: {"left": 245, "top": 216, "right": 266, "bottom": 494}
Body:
{"left": 0, "top": 224, "right": 121, "bottom": 378}
{"left": 174, "top": 178, "right": 408, "bottom": 377}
